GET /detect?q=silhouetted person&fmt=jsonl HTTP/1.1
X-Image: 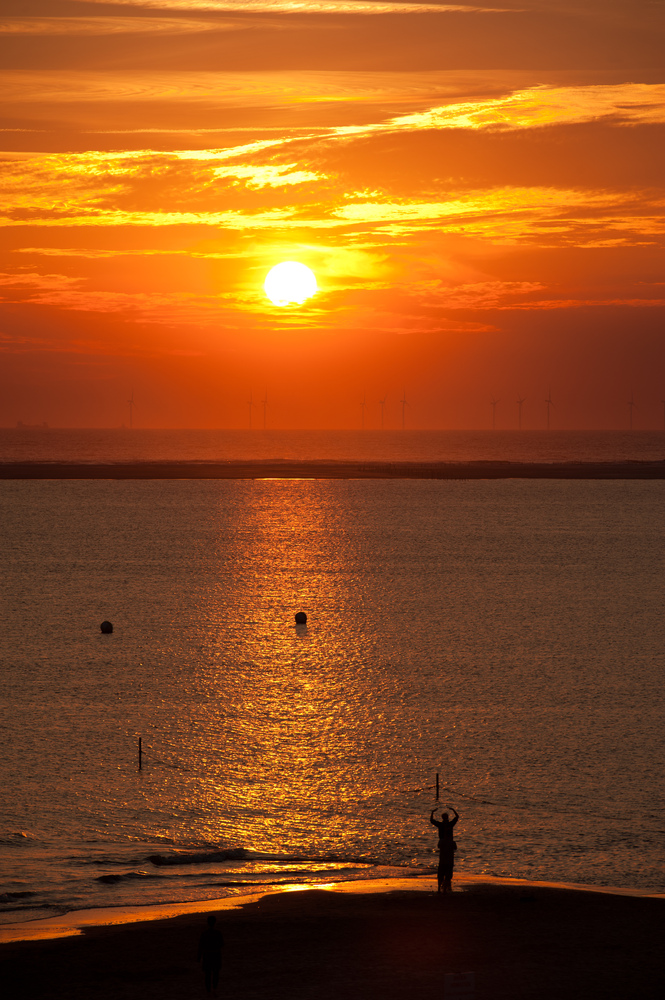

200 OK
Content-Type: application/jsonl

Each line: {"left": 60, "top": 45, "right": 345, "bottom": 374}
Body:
{"left": 198, "top": 914, "right": 223, "bottom": 994}
{"left": 430, "top": 806, "right": 459, "bottom": 894}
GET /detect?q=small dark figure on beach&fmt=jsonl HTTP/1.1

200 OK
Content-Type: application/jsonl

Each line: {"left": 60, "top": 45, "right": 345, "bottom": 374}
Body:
{"left": 198, "top": 914, "right": 224, "bottom": 994}
{"left": 430, "top": 806, "right": 459, "bottom": 894}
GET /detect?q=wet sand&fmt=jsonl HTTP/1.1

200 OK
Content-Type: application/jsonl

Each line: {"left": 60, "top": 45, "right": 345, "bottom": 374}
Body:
{"left": 1, "top": 878, "right": 663, "bottom": 1000}
{"left": 2, "top": 460, "right": 665, "bottom": 479}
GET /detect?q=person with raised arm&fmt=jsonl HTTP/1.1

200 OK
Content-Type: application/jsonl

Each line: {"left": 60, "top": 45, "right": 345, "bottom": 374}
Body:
{"left": 430, "top": 806, "right": 459, "bottom": 894}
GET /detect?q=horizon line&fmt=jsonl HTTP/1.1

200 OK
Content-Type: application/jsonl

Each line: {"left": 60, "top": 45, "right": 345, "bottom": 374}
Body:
{"left": 3, "top": 426, "right": 665, "bottom": 433}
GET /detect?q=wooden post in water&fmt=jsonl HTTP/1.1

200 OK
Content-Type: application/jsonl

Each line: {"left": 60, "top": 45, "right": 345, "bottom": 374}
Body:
{"left": 436, "top": 772, "right": 440, "bottom": 800}
{"left": 138, "top": 737, "right": 142, "bottom": 771}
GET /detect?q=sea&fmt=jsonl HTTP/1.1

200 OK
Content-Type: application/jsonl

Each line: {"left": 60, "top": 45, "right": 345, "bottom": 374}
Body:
{"left": 1, "top": 429, "right": 664, "bottom": 927}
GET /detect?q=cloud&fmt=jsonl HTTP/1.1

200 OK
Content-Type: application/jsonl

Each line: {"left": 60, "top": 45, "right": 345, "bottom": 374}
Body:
{"left": 333, "top": 188, "right": 665, "bottom": 247}
{"left": 211, "top": 162, "right": 321, "bottom": 187}
{"left": 0, "top": 208, "right": 302, "bottom": 228}
{"left": 0, "top": 68, "right": 480, "bottom": 108}
{"left": 2, "top": 74, "right": 663, "bottom": 360}
{"left": 0, "top": 272, "right": 81, "bottom": 295}
{"left": 0, "top": 143, "right": 325, "bottom": 226}
{"left": 4, "top": 259, "right": 660, "bottom": 346}
{"left": 3, "top": 73, "right": 662, "bottom": 132}
{"left": 0, "top": 17, "right": 242, "bottom": 36}
{"left": 416, "top": 279, "right": 546, "bottom": 307}
{"left": 2, "top": 135, "right": 663, "bottom": 250}
{"left": 13, "top": 247, "right": 244, "bottom": 259}
{"left": 79, "top": 1, "right": 509, "bottom": 14}
{"left": 333, "top": 84, "right": 665, "bottom": 138}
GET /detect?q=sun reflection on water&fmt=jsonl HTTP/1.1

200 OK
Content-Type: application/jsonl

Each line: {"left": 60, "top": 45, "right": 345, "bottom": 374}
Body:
{"left": 186, "top": 480, "right": 403, "bottom": 858}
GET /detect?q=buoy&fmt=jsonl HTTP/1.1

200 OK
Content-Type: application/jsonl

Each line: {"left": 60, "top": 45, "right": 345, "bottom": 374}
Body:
{"left": 295, "top": 612, "right": 307, "bottom": 624}
{"left": 100, "top": 620, "right": 113, "bottom": 634}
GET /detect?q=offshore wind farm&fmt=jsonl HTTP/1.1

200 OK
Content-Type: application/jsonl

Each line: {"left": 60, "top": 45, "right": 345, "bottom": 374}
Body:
{"left": 8, "top": 376, "right": 665, "bottom": 433}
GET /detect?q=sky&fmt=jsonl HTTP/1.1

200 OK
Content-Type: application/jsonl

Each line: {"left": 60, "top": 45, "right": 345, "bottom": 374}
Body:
{"left": 1, "top": 0, "right": 664, "bottom": 429}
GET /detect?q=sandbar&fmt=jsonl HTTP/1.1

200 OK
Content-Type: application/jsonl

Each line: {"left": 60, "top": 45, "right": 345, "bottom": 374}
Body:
{"left": 2, "top": 459, "right": 665, "bottom": 479}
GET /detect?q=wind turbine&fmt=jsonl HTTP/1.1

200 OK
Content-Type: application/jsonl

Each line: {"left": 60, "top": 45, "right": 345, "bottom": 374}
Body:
{"left": 379, "top": 395, "right": 387, "bottom": 429}
{"left": 490, "top": 397, "right": 499, "bottom": 430}
{"left": 248, "top": 390, "right": 254, "bottom": 429}
{"left": 517, "top": 394, "right": 526, "bottom": 430}
{"left": 261, "top": 389, "right": 268, "bottom": 430}
{"left": 360, "top": 392, "right": 366, "bottom": 430}
{"left": 400, "top": 388, "right": 408, "bottom": 430}
{"left": 545, "top": 387, "right": 554, "bottom": 430}
{"left": 628, "top": 391, "right": 637, "bottom": 430}
{"left": 127, "top": 389, "right": 135, "bottom": 429}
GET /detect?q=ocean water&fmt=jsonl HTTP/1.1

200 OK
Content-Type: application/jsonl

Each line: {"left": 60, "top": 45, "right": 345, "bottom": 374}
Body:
{"left": 1, "top": 427, "right": 665, "bottom": 464}
{"left": 1, "top": 474, "right": 664, "bottom": 925}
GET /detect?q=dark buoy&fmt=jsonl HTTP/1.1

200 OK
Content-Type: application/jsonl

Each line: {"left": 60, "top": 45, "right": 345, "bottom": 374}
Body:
{"left": 100, "top": 620, "right": 113, "bottom": 634}
{"left": 295, "top": 611, "right": 307, "bottom": 624}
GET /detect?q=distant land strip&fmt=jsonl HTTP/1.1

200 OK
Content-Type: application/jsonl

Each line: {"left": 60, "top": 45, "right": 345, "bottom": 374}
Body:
{"left": 2, "top": 461, "right": 665, "bottom": 479}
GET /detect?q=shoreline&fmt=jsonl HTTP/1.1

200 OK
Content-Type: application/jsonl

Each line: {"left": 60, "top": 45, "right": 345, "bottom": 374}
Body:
{"left": 2, "top": 873, "right": 663, "bottom": 944}
{"left": 2, "top": 876, "right": 663, "bottom": 1000}
{"left": 2, "top": 459, "right": 665, "bottom": 479}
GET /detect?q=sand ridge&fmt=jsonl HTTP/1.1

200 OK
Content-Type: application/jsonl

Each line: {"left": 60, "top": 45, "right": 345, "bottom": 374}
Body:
{"left": 2, "top": 460, "right": 665, "bottom": 479}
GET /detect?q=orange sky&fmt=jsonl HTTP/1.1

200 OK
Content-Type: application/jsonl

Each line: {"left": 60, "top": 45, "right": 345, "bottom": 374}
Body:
{"left": 1, "top": 1, "right": 664, "bottom": 429}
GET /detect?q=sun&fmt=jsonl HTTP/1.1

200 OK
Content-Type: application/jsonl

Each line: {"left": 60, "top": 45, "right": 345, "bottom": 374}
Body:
{"left": 264, "top": 261, "right": 317, "bottom": 307}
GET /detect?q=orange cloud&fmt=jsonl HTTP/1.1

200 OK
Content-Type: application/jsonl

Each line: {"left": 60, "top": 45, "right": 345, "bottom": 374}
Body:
{"left": 81, "top": 1, "right": 506, "bottom": 13}
{"left": 0, "top": 17, "right": 239, "bottom": 36}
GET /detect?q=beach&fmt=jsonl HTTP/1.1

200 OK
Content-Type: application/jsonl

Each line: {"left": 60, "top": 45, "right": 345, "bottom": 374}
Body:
{"left": 1, "top": 877, "right": 663, "bottom": 1000}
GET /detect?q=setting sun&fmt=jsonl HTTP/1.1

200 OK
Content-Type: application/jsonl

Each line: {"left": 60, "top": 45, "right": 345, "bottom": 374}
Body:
{"left": 264, "top": 262, "right": 318, "bottom": 307}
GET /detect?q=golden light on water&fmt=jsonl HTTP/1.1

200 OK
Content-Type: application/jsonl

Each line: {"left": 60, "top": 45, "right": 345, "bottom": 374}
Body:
{"left": 264, "top": 261, "right": 318, "bottom": 307}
